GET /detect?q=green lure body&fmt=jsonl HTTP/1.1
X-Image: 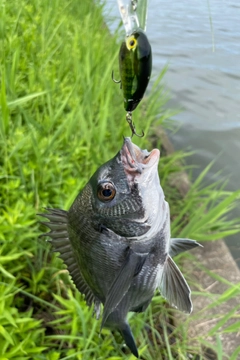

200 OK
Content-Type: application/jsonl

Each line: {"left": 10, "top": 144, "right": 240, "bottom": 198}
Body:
{"left": 119, "top": 30, "right": 152, "bottom": 112}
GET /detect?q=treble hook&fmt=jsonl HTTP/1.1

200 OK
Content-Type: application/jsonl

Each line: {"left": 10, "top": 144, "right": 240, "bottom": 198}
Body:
{"left": 111, "top": 70, "right": 121, "bottom": 84}
{"left": 126, "top": 112, "right": 144, "bottom": 138}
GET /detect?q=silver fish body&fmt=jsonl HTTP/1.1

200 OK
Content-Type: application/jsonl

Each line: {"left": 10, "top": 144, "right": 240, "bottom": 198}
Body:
{"left": 40, "top": 138, "right": 201, "bottom": 357}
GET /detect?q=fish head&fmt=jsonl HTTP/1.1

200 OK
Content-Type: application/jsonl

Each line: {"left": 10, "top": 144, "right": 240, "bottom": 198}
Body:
{"left": 88, "top": 137, "right": 162, "bottom": 237}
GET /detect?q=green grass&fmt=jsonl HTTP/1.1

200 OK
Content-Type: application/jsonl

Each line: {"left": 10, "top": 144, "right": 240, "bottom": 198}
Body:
{"left": 0, "top": 0, "right": 240, "bottom": 359}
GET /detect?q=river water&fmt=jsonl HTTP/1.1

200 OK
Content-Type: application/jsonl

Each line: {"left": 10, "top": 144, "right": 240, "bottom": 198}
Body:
{"left": 104, "top": 0, "right": 240, "bottom": 266}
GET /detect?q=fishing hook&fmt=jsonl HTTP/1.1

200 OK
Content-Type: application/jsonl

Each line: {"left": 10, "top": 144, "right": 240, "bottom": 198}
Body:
{"left": 111, "top": 70, "right": 121, "bottom": 84}
{"left": 126, "top": 112, "right": 144, "bottom": 138}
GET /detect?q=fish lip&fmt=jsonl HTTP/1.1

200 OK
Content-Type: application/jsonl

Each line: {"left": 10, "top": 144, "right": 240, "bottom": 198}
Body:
{"left": 121, "top": 137, "right": 160, "bottom": 174}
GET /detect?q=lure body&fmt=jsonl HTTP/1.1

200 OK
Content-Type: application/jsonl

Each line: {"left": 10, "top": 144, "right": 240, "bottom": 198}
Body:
{"left": 119, "top": 29, "right": 152, "bottom": 112}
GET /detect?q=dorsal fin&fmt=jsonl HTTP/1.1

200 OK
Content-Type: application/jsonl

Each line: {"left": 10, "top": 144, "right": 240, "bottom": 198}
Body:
{"left": 39, "top": 208, "right": 101, "bottom": 317}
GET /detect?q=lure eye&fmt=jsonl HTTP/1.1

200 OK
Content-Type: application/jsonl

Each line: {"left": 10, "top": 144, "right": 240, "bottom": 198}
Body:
{"left": 126, "top": 36, "right": 137, "bottom": 50}
{"left": 97, "top": 182, "right": 116, "bottom": 202}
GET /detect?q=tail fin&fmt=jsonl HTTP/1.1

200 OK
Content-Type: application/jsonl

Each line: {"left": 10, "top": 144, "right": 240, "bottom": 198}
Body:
{"left": 120, "top": 322, "right": 139, "bottom": 358}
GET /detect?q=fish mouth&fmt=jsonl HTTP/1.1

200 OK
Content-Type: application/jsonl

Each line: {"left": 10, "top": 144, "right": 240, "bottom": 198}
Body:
{"left": 121, "top": 137, "right": 160, "bottom": 175}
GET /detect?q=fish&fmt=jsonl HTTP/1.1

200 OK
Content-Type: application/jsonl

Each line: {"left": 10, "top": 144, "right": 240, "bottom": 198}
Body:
{"left": 40, "top": 138, "right": 201, "bottom": 358}
{"left": 118, "top": 30, "right": 152, "bottom": 112}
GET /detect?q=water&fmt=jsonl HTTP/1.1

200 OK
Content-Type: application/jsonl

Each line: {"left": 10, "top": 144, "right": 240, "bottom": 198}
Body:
{"left": 104, "top": 0, "right": 240, "bottom": 266}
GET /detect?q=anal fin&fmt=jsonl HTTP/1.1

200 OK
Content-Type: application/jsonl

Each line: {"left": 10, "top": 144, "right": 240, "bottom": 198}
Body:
{"left": 159, "top": 255, "right": 192, "bottom": 314}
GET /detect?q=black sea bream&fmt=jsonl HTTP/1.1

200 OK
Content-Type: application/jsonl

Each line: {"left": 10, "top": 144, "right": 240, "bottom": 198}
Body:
{"left": 40, "top": 138, "right": 201, "bottom": 358}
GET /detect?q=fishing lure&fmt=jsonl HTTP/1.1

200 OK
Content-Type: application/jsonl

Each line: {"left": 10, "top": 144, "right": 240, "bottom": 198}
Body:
{"left": 118, "top": 29, "right": 152, "bottom": 113}
{"left": 115, "top": 0, "right": 152, "bottom": 137}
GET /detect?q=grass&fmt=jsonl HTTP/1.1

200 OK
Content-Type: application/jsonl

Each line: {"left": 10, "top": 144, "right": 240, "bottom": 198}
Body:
{"left": 0, "top": 0, "right": 240, "bottom": 358}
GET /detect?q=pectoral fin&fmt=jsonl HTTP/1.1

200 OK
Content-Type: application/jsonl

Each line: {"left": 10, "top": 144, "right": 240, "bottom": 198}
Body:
{"left": 169, "top": 238, "right": 202, "bottom": 258}
{"left": 101, "top": 248, "right": 147, "bottom": 330}
{"left": 159, "top": 255, "right": 192, "bottom": 314}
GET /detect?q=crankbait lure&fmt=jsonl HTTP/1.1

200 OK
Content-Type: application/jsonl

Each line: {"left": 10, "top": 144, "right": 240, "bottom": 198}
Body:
{"left": 115, "top": 0, "right": 152, "bottom": 137}
{"left": 119, "top": 29, "right": 152, "bottom": 113}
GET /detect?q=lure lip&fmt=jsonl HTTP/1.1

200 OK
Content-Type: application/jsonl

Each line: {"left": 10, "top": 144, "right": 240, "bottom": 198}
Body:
{"left": 117, "top": 0, "right": 149, "bottom": 35}
{"left": 117, "top": 0, "right": 140, "bottom": 36}
{"left": 121, "top": 137, "right": 160, "bottom": 174}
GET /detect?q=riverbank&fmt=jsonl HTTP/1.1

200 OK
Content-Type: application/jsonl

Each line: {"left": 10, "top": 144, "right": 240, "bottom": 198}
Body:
{"left": 0, "top": 0, "right": 239, "bottom": 358}
{"left": 158, "top": 127, "right": 240, "bottom": 358}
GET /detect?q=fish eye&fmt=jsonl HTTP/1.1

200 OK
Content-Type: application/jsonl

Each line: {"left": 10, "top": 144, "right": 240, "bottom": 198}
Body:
{"left": 97, "top": 182, "right": 116, "bottom": 202}
{"left": 127, "top": 36, "right": 137, "bottom": 50}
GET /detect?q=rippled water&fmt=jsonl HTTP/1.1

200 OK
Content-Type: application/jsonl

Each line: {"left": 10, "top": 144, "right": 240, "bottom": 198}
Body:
{"left": 105, "top": 0, "right": 240, "bottom": 266}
